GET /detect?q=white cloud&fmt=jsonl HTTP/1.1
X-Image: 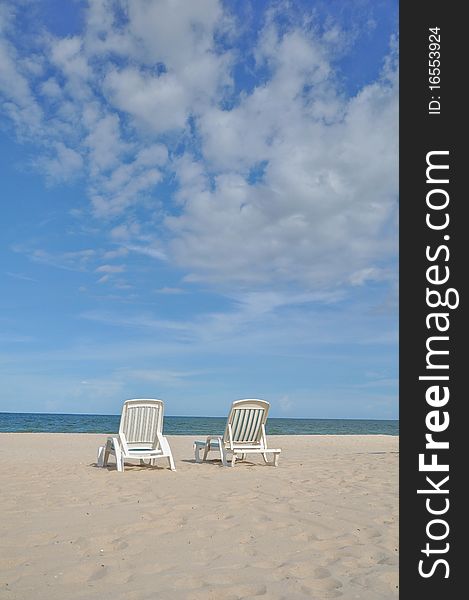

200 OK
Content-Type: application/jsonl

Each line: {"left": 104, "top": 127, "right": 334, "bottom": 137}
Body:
{"left": 126, "top": 244, "right": 167, "bottom": 261}
{"left": 1, "top": 1, "right": 398, "bottom": 296}
{"left": 40, "top": 77, "right": 62, "bottom": 98}
{"left": 102, "top": 247, "right": 129, "bottom": 260}
{"left": 91, "top": 165, "right": 163, "bottom": 218}
{"left": 105, "top": 67, "right": 189, "bottom": 133}
{"left": 110, "top": 222, "right": 141, "bottom": 240}
{"left": 136, "top": 144, "right": 168, "bottom": 167}
{"left": 50, "top": 36, "right": 89, "bottom": 81}
{"left": 38, "top": 141, "right": 83, "bottom": 183}
{"left": 80, "top": 289, "right": 342, "bottom": 349}
{"left": 122, "top": 368, "right": 205, "bottom": 386}
{"left": 11, "top": 246, "right": 132, "bottom": 276}
{"left": 16, "top": 247, "right": 96, "bottom": 271}
{"left": 6, "top": 271, "right": 38, "bottom": 283}
{"left": 0, "top": 10, "right": 43, "bottom": 136}
{"left": 95, "top": 264, "right": 125, "bottom": 274}
{"left": 125, "top": 0, "right": 223, "bottom": 67}
{"left": 85, "top": 113, "right": 127, "bottom": 174}
{"left": 94, "top": 0, "right": 231, "bottom": 136}
{"left": 167, "top": 26, "right": 398, "bottom": 289}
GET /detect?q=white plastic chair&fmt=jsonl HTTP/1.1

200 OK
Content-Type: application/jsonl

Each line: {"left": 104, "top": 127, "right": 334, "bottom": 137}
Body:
{"left": 193, "top": 399, "right": 281, "bottom": 467}
{"left": 97, "top": 399, "right": 176, "bottom": 472}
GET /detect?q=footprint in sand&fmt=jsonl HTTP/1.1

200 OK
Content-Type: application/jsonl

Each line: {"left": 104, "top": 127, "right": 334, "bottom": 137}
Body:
{"left": 313, "top": 566, "right": 332, "bottom": 579}
{"left": 279, "top": 561, "right": 317, "bottom": 579}
{"left": 87, "top": 565, "right": 109, "bottom": 582}
{"left": 224, "top": 583, "right": 268, "bottom": 597}
{"left": 291, "top": 531, "right": 320, "bottom": 543}
{"left": 111, "top": 538, "right": 128, "bottom": 550}
{"left": 301, "top": 576, "right": 343, "bottom": 598}
{"left": 362, "top": 527, "right": 382, "bottom": 539}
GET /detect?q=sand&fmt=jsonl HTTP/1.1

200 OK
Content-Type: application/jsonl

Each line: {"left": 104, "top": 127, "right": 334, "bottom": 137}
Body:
{"left": 0, "top": 433, "right": 398, "bottom": 599}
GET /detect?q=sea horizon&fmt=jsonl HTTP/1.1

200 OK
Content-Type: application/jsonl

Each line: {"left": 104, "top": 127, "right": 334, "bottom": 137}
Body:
{"left": 0, "top": 412, "right": 399, "bottom": 436}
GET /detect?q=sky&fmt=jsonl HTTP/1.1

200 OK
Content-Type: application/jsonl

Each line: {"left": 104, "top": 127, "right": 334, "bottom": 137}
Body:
{"left": 0, "top": 0, "right": 398, "bottom": 419}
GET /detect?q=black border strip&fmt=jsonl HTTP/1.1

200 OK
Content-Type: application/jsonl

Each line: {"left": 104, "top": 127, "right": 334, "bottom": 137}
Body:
{"left": 400, "top": 2, "right": 463, "bottom": 595}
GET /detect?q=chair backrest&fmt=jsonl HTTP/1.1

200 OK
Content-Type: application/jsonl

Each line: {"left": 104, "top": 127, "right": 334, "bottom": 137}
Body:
{"left": 119, "top": 399, "right": 164, "bottom": 446}
{"left": 223, "top": 399, "right": 270, "bottom": 445}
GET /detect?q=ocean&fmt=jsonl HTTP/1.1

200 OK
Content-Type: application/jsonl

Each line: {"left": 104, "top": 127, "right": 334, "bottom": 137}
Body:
{"left": 0, "top": 412, "right": 398, "bottom": 436}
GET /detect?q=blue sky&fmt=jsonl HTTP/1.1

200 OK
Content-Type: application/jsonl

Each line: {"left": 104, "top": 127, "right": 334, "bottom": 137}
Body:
{"left": 0, "top": 0, "right": 398, "bottom": 418}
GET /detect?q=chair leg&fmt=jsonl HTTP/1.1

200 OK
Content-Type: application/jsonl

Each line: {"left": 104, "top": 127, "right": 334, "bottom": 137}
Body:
{"left": 262, "top": 453, "right": 269, "bottom": 464}
{"left": 97, "top": 446, "right": 105, "bottom": 467}
{"left": 103, "top": 439, "right": 112, "bottom": 467}
{"left": 231, "top": 453, "right": 236, "bottom": 467}
{"left": 167, "top": 453, "right": 176, "bottom": 471}
{"left": 115, "top": 445, "right": 124, "bottom": 472}
{"left": 273, "top": 452, "right": 280, "bottom": 467}
{"left": 194, "top": 443, "right": 202, "bottom": 463}
{"left": 220, "top": 445, "right": 228, "bottom": 467}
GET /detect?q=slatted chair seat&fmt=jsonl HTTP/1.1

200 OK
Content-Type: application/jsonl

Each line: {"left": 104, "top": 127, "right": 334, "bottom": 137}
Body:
{"left": 193, "top": 399, "right": 281, "bottom": 467}
{"left": 97, "top": 399, "right": 176, "bottom": 472}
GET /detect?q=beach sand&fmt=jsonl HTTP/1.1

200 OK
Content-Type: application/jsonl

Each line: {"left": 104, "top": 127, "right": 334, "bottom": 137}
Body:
{"left": 0, "top": 433, "right": 398, "bottom": 599}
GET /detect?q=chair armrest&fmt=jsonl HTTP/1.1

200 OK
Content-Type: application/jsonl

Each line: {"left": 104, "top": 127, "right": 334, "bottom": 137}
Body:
{"left": 156, "top": 430, "right": 172, "bottom": 456}
{"left": 107, "top": 436, "right": 120, "bottom": 449}
{"left": 118, "top": 432, "right": 133, "bottom": 455}
{"left": 205, "top": 435, "right": 223, "bottom": 446}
